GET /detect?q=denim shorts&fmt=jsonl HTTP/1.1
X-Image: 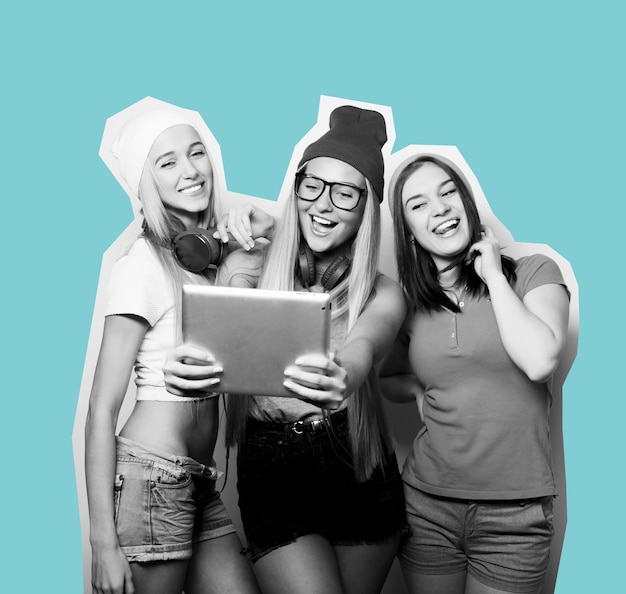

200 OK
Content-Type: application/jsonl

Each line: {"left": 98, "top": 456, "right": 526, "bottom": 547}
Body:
{"left": 113, "top": 436, "right": 235, "bottom": 563}
{"left": 399, "top": 483, "right": 554, "bottom": 593}
{"left": 237, "top": 409, "right": 406, "bottom": 562}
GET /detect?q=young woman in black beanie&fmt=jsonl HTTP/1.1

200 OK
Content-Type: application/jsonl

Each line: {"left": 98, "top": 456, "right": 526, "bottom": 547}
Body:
{"left": 165, "top": 105, "right": 407, "bottom": 594}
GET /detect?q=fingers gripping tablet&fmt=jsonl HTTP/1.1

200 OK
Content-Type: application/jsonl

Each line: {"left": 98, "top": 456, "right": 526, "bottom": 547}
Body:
{"left": 182, "top": 285, "right": 331, "bottom": 397}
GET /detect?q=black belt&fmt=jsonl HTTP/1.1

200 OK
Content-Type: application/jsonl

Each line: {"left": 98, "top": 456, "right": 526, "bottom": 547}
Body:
{"left": 289, "top": 417, "right": 330, "bottom": 435}
{"left": 248, "top": 408, "right": 347, "bottom": 436}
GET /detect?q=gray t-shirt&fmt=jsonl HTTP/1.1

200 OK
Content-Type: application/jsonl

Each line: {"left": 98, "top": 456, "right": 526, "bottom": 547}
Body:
{"left": 402, "top": 254, "right": 567, "bottom": 500}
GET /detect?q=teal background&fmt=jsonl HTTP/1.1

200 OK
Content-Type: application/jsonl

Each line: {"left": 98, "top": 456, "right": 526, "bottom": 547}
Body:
{"left": 2, "top": 0, "right": 621, "bottom": 591}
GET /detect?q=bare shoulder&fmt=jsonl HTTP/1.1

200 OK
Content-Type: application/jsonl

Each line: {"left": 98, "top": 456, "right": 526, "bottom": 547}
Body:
{"left": 370, "top": 273, "right": 407, "bottom": 320}
{"left": 374, "top": 273, "right": 406, "bottom": 304}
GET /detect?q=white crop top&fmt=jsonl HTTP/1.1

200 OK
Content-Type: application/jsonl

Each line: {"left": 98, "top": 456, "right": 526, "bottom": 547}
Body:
{"left": 105, "top": 238, "right": 216, "bottom": 402}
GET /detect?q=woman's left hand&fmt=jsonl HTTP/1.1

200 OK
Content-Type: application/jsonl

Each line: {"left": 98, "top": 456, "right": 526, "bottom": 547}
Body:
{"left": 283, "top": 354, "right": 348, "bottom": 410}
{"left": 467, "top": 225, "right": 503, "bottom": 286}
{"left": 214, "top": 204, "right": 274, "bottom": 250}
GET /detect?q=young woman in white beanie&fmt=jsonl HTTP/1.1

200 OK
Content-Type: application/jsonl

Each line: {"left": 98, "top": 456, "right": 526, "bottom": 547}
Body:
{"left": 85, "top": 99, "right": 270, "bottom": 594}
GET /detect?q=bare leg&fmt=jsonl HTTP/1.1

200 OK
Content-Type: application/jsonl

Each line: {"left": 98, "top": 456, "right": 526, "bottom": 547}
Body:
{"left": 184, "top": 533, "right": 261, "bottom": 594}
{"left": 465, "top": 573, "right": 542, "bottom": 594}
{"left": 252, "top": 534, "right": 344, "bottom": 594}
{"left": 334, "top": 534, "right": 400, "bottom": 594}
{"left": 130, "top": 560, "right": 188, "bottom": 594}
{"left": 400, "top": 567, "right": 467, "bottom": 594}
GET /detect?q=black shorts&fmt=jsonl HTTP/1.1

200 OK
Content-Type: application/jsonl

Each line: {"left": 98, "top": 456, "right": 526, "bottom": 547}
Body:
{"left": 237, "top": 408, "right": 406, "bottom": 561}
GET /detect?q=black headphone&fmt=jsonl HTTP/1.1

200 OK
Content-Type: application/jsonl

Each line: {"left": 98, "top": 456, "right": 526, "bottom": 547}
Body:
{"left": 172, "top": 228, "right": 225, "bottom": 272}
{"left": 297, "top": 243, "right": 352, "bottom": 291}
{"left": 172, "top": 230, "right": 351, "bottom": 291}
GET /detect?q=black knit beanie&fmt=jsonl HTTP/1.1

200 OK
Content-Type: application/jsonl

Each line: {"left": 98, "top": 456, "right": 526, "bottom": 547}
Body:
{"left": 298, "top": 105, "right": 387, "bottom": 202}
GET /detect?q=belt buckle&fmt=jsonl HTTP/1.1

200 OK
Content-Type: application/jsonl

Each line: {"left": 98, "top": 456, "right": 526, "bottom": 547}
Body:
{"left": 310, "top": 418, "right": 325, "bottom": 433}
{"left": 291, "top": 420, "right": 305, "bottom": 435}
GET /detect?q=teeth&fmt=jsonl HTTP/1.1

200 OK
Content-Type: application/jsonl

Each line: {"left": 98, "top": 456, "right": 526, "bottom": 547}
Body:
{"left": 434, "top": 219, "right": 459, "bottom": 234}
{"left": 180, "top": 183, "right": 202, "bottom": 194}
{"left": 312, "top": 215, "right": 335, "bottom": 227}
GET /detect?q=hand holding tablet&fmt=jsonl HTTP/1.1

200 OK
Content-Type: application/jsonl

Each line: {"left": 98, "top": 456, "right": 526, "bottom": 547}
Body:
{"left": 181, "top": 285, "right": 331, "bottom": 397}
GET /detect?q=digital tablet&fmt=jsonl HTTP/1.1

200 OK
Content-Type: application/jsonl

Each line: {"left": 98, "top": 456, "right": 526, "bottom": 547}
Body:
{"left": 182, "top": 285, "right": 331, "bottom": 397}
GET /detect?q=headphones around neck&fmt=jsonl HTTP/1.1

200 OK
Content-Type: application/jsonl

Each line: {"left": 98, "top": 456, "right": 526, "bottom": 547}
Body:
{"left": 297, "top": 243, "right": 352, "bottom": 291}
{"left": 171, "top": 229, "right": 351, "bottom": 291}
{"left": 172, "top": 228, "right": 225, "bottom": 272}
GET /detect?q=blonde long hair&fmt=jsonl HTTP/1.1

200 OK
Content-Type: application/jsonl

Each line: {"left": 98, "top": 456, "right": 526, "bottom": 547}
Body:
{"left": 226, "top": 176, "right": 393, "bottom": 482}
{"left": 136, "top": 147, "right": 221, "bottom": 330}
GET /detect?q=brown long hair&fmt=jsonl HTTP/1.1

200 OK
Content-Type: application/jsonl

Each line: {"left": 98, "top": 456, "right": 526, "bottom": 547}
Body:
{"left": 391, "top": 155, "right": 516, "bottom": 313}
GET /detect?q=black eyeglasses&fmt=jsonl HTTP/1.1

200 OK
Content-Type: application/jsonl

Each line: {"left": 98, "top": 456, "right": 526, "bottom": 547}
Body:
{"left": 295, "top": 173, "right": 367, "bottom": 212}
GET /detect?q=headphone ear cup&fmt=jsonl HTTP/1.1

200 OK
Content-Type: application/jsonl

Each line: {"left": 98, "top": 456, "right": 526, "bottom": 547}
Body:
{"left": 298, "top": 243, "right": 316, "bottom": 287}
{"left": 297, "top": 242, "right": 352, "bottom": 291}
{"left": 320, "top": 255, "right": 351, "bottom": 291}
{"left": 172, "top": 228, "right": 224, "bottom": 272}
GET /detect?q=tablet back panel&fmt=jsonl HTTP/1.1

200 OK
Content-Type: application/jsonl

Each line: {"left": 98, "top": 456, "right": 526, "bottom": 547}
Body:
{"left": 182, "top": 285, "right": 331, "bottom": 397}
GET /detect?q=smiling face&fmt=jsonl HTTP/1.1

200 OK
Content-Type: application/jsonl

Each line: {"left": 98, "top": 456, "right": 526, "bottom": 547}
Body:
{"left": 401, "top": 161, "right": 471, "bottom": 270}
{"left": 297, "top": 157, "right": 367, "bottom": 257}
{"left": 148, "top": 124, "right": 213, "bottom": 227}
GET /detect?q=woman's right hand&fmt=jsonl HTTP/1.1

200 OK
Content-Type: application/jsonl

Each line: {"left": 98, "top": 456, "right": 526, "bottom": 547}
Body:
{"left": 467, "top": 225, "right": 504, "bottom": 287}
{"left": 91, "top": 544, "right": 134, "bottom": 594}
{"left": 163, "top": 344, "right": 223, "bottom": 397}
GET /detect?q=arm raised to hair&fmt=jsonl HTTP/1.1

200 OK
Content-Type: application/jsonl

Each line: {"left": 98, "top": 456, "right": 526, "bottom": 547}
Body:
{"left": 85, "top": 314, "right": 147, "bottom": 594}
{"left": 283, "top": 274, "right": 407, "bottom": 409}
{"left": 487, "top": 278, "right": 569, "bottom": 383}
{"left": 470, "top": 227, "right": 570, "bottom": 383}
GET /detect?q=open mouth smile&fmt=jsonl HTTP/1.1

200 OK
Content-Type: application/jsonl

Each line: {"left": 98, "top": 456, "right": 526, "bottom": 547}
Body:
{"left": 433, "top": 218, "right": 460, "bottom": 236}
{"left": 179, "top": 181, "right": 205, "bottom": 195}
{"left": 310, "top": 214, "right": 338, "bottom": 235}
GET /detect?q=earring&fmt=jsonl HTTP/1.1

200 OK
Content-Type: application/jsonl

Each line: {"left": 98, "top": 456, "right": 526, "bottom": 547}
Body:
{"left": 410, "top": 238, "right": 417, "bottom": 245}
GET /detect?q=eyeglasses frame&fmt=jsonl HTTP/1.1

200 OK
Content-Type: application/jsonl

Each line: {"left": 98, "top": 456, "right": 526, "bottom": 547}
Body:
{"left": 294, "top": 173, "right": 367, "bottom": 212}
